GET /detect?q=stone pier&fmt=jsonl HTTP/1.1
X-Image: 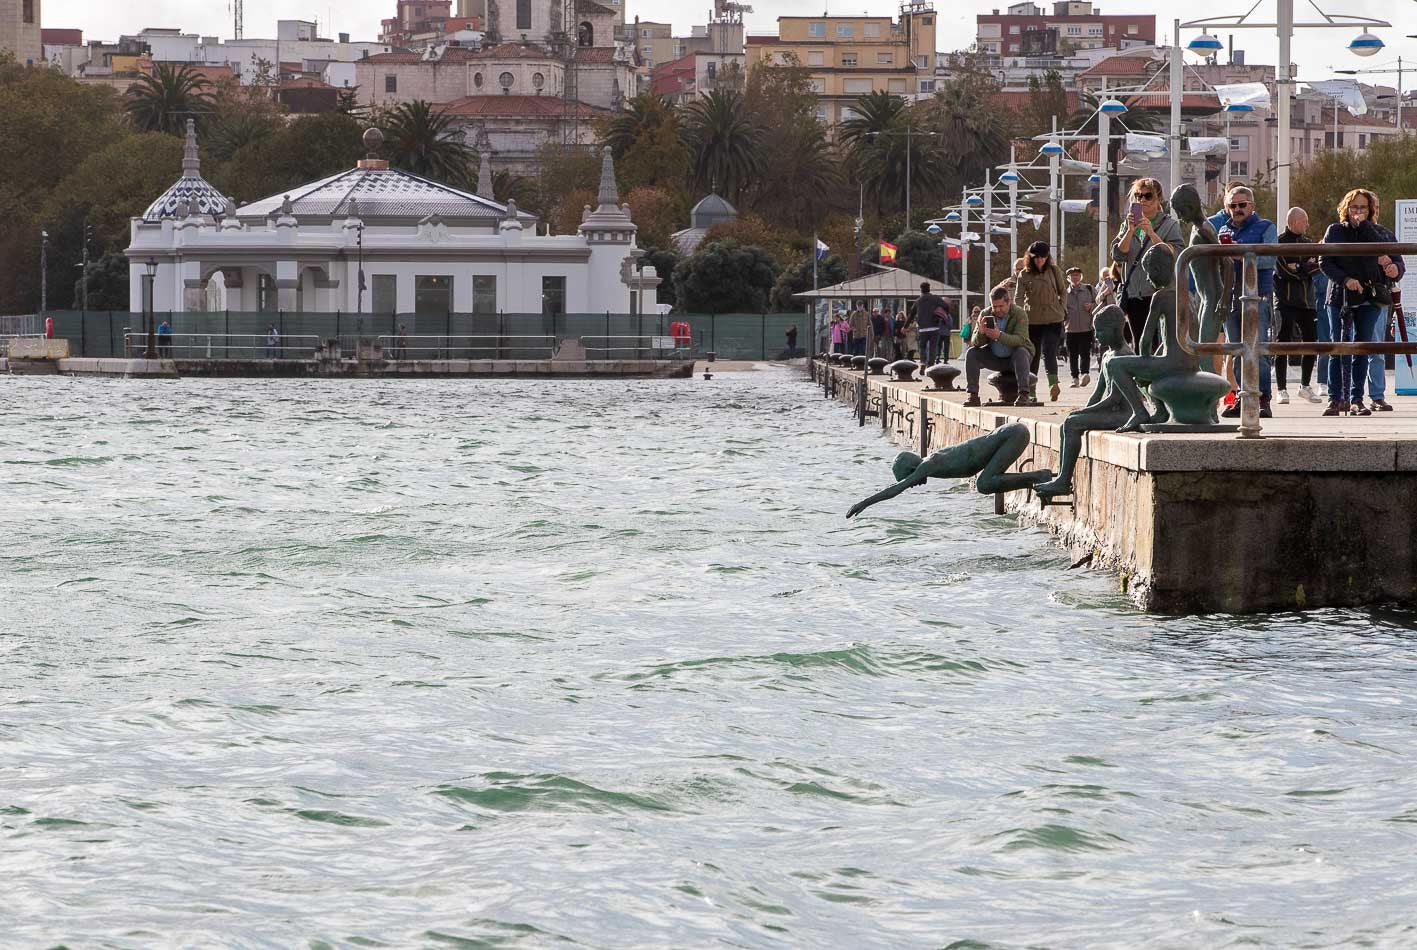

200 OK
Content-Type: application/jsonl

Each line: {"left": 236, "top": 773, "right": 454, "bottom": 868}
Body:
{"left": 815, "top": 358, "right": 1417, "bottom": 614}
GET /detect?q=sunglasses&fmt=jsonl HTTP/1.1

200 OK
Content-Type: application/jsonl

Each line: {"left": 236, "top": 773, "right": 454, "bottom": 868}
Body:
{"left": 1135, "top": 192, "right": 1155, "bottom": 200}
{"left": 1228, "top": 201, "right": 1251, "bottom": 209}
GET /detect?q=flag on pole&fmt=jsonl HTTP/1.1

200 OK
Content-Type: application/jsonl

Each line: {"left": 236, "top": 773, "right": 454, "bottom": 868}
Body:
{"left": 946, "top": 245, "right": 962, "bottom": 260}
{"left": 879, "top": 241, "right": 898, "bottom": 264}
{"left": 815, "top": 238, "right": 829, "bottom": 261}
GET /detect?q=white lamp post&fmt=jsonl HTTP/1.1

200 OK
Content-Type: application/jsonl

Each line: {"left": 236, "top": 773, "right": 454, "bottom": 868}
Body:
{"left": 1040, "top": 133, "right": 1065, "bottom": 257}
{"left": 1097, "top": 92, "right": 1127, "bottom": 278}
{"left": 1175, "top": 4, "right": 1389, "bottom": 221}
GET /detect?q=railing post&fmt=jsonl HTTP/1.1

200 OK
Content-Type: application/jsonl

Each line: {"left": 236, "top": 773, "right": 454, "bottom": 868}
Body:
{"left": 1239, "top": 250, "right": 1263, "bottom": 438}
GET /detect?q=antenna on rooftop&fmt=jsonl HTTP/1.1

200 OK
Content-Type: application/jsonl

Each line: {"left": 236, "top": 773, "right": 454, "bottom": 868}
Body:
{"left": 233, "top": 0, "right": 244, "bottom": 40}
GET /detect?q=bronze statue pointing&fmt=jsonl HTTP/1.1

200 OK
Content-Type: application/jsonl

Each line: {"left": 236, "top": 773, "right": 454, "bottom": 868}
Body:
{"left": 846, "top": 423, "right": 1051, "bottom": 519}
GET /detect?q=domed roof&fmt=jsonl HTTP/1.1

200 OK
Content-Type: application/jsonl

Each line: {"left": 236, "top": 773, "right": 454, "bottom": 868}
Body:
{"left": 690, "top": 193, "right": 737, "bottom": 229}
{"left": 143, "top": 119, "right": 229, "bottom": 222}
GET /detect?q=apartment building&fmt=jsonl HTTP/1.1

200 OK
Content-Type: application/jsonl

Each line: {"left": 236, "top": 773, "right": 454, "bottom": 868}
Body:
{"left": 746, "top": 2, "right": 938, "bottom": 125}
{"left": 976, "top": 1, "right": 1153, "bottom": 61}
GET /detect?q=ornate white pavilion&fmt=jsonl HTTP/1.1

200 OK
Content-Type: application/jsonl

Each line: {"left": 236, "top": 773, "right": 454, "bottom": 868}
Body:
{"left": 126, "top": 123, "right": 660, "bottom": 316}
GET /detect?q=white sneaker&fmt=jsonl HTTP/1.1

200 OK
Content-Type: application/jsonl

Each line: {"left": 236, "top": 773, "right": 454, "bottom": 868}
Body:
{"left": 1276, "top": 389, "right": 1290, "bottom": 405}
{"left": 1297, "top": 385, "right": 1321, "bottom": 403}
{"left": 1318, "top": 384, "right": 1329, "bottom": 399}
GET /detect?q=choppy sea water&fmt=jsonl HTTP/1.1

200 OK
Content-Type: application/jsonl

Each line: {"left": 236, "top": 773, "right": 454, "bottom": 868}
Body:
{"left": 2, "top": 370, "right": 1417, "bottom": 949}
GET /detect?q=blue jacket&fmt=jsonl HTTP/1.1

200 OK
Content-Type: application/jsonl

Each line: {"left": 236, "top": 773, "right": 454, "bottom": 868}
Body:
{"left": 1219, "top": 213, "right": 1278, "bottom": 297}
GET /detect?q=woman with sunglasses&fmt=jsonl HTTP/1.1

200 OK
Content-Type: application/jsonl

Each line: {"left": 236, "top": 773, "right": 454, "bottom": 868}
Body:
{"left": 1014, "top": 240, "right": 1068, "bottom": 401}
{"left": 1111, "top": 178, "right": 1184, "bottom": 353}
{"left": 1319, "top": 188, "right": 1404, "bottom": 416}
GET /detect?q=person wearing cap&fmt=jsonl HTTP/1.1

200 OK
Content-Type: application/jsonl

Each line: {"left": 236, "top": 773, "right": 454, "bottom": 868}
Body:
{"left": 1013, "top": 240, "right": 1067, "bottom": 402}
{"left": 1063, "top": 266, "right": 1096, "bottom": 388}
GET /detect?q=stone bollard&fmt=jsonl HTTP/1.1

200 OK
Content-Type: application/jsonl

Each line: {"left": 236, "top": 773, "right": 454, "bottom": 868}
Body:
{"left": 924, "top": 363, "right": 961, "bottom": 391}
{"left": 987, "top": 370, "right": 1039, "bottom": 405}
{"left": 867, "top": 356, "right": 888, "bottom": 376}
{"left": 850, "top": 355, "right": 867, "bottom": 370}
{"left": 886, "top": 359, "right": 919, "bottom": 382}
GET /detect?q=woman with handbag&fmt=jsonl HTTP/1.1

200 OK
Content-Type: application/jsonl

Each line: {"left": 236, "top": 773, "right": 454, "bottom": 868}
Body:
{"left": 1110, "top": 178, "right": 1184, "bottom": 353}
{"left": 1319, "top": 188, "right": 1403, "bottom": 416}
{"left": 1014, "top": 241, "right": 1068, "bottom": 402}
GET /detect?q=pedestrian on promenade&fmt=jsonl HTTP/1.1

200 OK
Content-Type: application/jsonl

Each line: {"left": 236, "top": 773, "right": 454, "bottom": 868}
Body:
{"left": 1364, "top": 193, "right": 1400, "bottom": 412}
{"left": 912, "top": 281, "right": 951, "bottom": 366}
{"left": 848, "top": 303, "right": 869, "bottom": 356}
{"left": 396, "top": 322, "right": 409, "bottom": 360}
{"left": 1274, "top": 207, "right": 1321, "bottom": 404}
{"left": 1096, "top": 264, "right": 1120, "bottom": 308}
{"left": 1111, "top": 177, "right": 1183, "bottom": 352}
{"left": 870, "top": 308, "right": 889, "bottom": 358}
{"left": 1063, "top": 266, "right": 1096, "bottom": 388}
{"left": 157, "top": 319, "right": 173, "bottom": 358}
{"left": 1014, "top": 241, "right": 1066, "bottom": 402}
{"left": 265, "top": 324, "right": 280, "bottom": 359}
{"left": 963, "top": 285, "right": 1035, "bottom": 408}
{"left": 901, "top": 310, "right": 918, "bottom": 360}
{"left": 1218, "top": 186, "right": 1278, "bottom": 419}
{"left": 1320, "top": 187, "right": 1404, "bottom": 416}
{"left": 830, "top": 312, "right": 848, "bottom": 353}
{"left": 785, "top": 324, "right": 798, "bottom": 357}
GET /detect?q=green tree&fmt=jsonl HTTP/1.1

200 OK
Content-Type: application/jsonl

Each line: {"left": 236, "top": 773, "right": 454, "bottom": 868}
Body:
{"left": 125, "top": 63, "right": 216, "bottom": 134}
{"left": 72, "top": 252, "right": 129, "bottom": 309}
{"left": 217, "top": 112, "right": 364, "bottom": 203}
{"left": 640, "top": 246, "right": 681, "bottom": 307}
{"left": 889, "top": 229, "right": 945, "bottom": 281}
{"left": 1016, "top": 70, "right": 1070, "bottom": 141}
{"left": 336, "top": 86, "right": 364, "bottom": 117}
{"left": 618, "top": 121, "right": 689, "bottom": 192}
{"left": 493, "top": 169, "right": 538, "bottom": 209}
{"left": 624, "top": 185, "right": 686, "bottom": 250}
{"left": 839, "top": 92, "right": 946, "bottom": 226}
{"left": 598, "top": 93, "right": 676, "bottom": 158}
{"left": 673, "top": 239, "right": 779, "bottom": 313}
{"left": 378, "top": 100, "right": 472, "bottom": 183}
{"left": 927, "top": 64, "right": 1010, "bottom": 198}
{"left": 536, "top": 143, "right": 602, "bottom": 230}
{"left": 679, "top": 89, "right": 763, "bottom": 203}
{"left": 769, "top": 253, "right": 847, "bottom": 312}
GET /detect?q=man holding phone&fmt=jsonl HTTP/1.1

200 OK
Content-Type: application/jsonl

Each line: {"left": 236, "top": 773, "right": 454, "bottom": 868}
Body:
{"left": 1216, "top": 185, "right": 1278, "bottom": 418}
{"left": 963, "top": 286, "right": 1036, "bottom": 407}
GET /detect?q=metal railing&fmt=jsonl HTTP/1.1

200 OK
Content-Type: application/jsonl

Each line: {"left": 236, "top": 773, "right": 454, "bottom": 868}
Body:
{"left": 123, "top": 333, "right": 323, "bottom": 360}
{"left": 1175, "top": 241, "right": 1417, "bottom": 438}
{"left": 376, "top": 334, "right": 556, "bottom": 360}
{"left": 579, "top": 335, "right": 687, "bottom": 360}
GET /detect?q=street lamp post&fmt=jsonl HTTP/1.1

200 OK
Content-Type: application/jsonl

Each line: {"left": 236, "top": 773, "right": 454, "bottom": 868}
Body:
{"left": 1335, "top": 57, "right": 1406, "bottom": 132}
{"left": 868, "top": 123, "right": 939, "bottom": 231}
{"left": 144, "top": 258, "right": 158, "bottom": 359}
{"left": 40, "top": 230, "right": 48, "bottom": 316}
{"left": 1176, "top": 2, "right": 1389, "bottom": 221}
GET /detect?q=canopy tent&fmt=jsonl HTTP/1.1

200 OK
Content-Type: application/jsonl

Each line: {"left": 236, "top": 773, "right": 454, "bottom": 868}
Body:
{"left": 795, "top": 267, "right": 944, "bottom": 300}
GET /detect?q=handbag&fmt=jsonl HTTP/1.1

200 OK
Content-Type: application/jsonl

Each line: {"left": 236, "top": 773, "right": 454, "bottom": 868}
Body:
{"left": 1369, "top": 282, "right": 1395, "bottom": 307}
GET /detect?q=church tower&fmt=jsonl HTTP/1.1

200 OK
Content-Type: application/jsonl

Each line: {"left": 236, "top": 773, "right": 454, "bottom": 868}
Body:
{"left": 1, "top": 0, "right": 42, "bottom": 66}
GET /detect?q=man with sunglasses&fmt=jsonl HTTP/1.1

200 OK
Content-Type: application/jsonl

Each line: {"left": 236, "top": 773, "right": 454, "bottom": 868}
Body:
{"left": 1216, "top": 185, "right": 1278, "bottom": 418}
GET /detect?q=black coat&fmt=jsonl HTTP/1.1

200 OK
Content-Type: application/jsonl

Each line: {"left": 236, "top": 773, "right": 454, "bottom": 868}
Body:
{"left": 1319, "top": 220, "right": 1400, "bottom": 308}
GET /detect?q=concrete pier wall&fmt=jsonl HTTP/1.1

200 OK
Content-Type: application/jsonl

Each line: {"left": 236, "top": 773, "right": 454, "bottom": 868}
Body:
{"left": 816, "top": 360, "right": 1417, "bottom": 614}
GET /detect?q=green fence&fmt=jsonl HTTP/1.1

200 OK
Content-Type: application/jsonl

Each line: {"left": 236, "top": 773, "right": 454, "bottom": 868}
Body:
{"left": 38, "top": 311, "right": 812, "bottom": 361}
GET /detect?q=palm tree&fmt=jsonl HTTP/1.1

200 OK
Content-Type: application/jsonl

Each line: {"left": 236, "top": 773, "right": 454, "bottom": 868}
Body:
{"left": 1067, "top": 90, "right": 1158, "bottom": 135}
{"left": 599, "top": 94, "right": 676, "bottom": 158}
{"left": 679, "top": 89, "right": 763, "bottom": 202}
{"left": 929, "top": 79, "right": 1008, "bottom": 191}
{"left": 493, "top": 169, "right": 538, "bottom": 209}
{"left": 839, "top": 92, "right": 946, "bottom": 222}
{"left": 750, "top": 117, "right": 841, "bottom": 232}
{"left": 125, "top": 63, "right": 215, "bottom": 135}
{"left": 379, "top": 100, "right": 474, "bottom": 184}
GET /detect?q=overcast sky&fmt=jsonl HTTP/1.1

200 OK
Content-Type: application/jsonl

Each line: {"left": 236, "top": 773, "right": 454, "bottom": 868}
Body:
{"left": 46, "top": 0, "right": 1417, "bottom": 86}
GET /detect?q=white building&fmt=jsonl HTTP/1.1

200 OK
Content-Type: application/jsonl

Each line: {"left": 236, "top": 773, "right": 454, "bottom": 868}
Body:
{"left": 126, "top": 123, "right": 660, "bottom": 317}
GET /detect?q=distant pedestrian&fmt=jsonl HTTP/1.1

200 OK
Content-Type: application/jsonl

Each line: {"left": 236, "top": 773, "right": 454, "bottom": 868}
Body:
{"left": 831, "top": 313, "right": 848, "bottom": 353}
{"left": 1320, "top": 187, "right": 1404, "bottom": 416}
{"left": 1014, "top": 241, "right": 1066, "bottom": 402}
{"left": 265, "top": 324, "right": 279, "bottom": 359}
{"left": 1274, "top": 207, "right": 1321, "bottom": 405}
{"left": 912, "top": 281, "right": 951, "bottom": 366}
{"left": 785, "top": 324, "right": 798, "bottom": 357}
{"left": 869, "top": 308, "right": 889, "bottom": 359}
{"left": 157, "top": 319, "right": 173, "bottom": 358}
{"left": 396, "top": 322, "right": 409, "bottom": 360}
{"left": 1096, "top": 264, "right": 1120, "bottom": 308}
{"left": 1063, "top": 266, "right": 1095, "bottom": 388}
{"left": 1112, "top": 177, "right": 1183, "bottom": 351}
{"left": 848, "top": 304, "right": 869, "bottom": 356}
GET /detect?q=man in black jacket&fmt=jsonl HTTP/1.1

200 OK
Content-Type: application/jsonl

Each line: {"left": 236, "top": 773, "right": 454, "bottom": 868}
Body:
{"left": 1274, "top": 207, "right": 1321, "bottom": 405}
{"left": 913, "top": 282, "right": 952, "bottom": 366}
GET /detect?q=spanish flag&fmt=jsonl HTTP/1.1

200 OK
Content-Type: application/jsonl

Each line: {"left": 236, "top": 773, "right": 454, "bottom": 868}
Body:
{"left": 879, "top": 241, "right": 898, "bottom": 264}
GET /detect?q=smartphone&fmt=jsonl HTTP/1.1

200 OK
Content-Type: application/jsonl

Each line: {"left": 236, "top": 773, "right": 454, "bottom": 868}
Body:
{"left": 982, "top": 316, "right": 997, "bottom": 330}
{"left": 1128, "top": 202, "right": 1142, "bottom": 225}
{"left": 1219, "top": 233, "right": 1234, "bottom": 245}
